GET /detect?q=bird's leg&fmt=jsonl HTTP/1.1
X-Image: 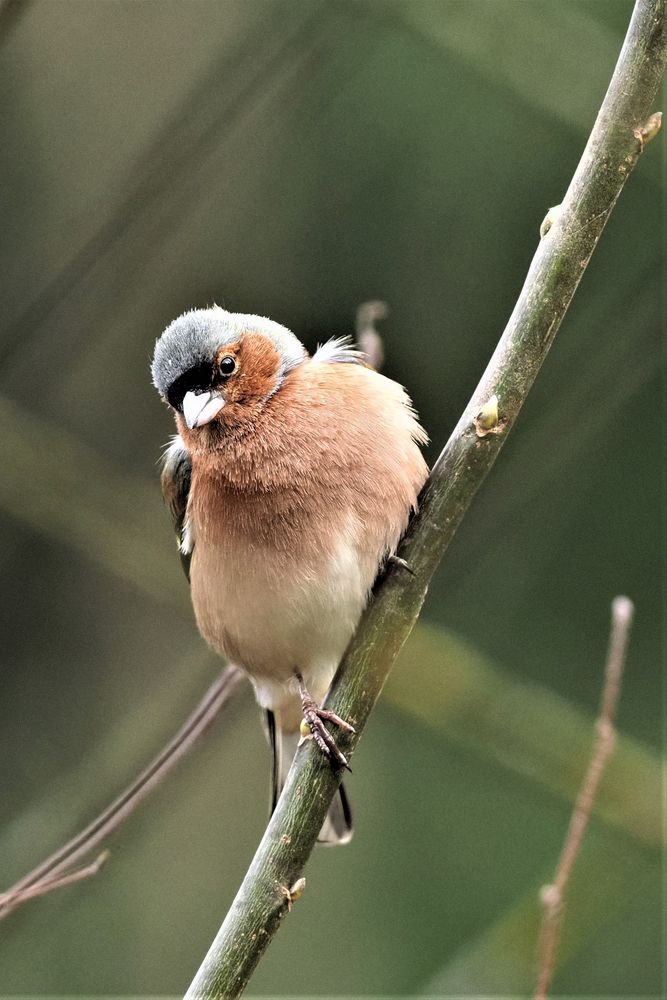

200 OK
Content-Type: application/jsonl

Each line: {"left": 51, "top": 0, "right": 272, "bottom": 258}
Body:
{"left": 295, "top": 670, "right": 355, "bottom": 771}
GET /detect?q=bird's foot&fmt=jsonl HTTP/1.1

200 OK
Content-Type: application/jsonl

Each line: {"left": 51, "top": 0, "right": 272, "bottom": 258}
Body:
{"left": 295, "top": 671, "right": 355, "bottom": 771}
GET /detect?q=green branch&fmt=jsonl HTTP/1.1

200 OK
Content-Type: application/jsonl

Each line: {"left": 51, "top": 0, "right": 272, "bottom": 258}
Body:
{"left": 185, "top": 2, "right": 665, "bottom": 996}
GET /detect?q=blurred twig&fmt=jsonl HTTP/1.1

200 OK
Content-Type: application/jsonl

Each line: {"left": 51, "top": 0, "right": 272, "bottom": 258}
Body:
{"left": 0, "top": 851, "right": 111, "bottom": 909}
{"left": 0, "top": 664, "right": 246, "bottom": 920}
{"left": 533, "top": 596, "right": 635, "bottom": 1000}
{"left": 184, "top": 2, "right": 665, "bottom": 997}
{"left": 355, "top": 299, "right": 387, "bottom": 370}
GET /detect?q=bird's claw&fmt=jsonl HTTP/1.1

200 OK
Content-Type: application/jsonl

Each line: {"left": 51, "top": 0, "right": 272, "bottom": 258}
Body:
{"left": 388, "top": 553, "right": 415, "bottom": 576}
{"left": 296, "top": 672, "right": 354, "bottom": 771}
{"left": 301, "top": 702, "right": 353, "bottom": 771}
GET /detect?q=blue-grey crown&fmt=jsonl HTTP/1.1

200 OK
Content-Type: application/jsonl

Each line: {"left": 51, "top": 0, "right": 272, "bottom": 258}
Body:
{"left": 151, "top": 307, "right": 307, "bottom": 399}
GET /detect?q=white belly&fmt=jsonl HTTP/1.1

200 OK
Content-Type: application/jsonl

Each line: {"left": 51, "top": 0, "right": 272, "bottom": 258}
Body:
{"left": 189, "top": 528, "right": 377, "bottom": 719}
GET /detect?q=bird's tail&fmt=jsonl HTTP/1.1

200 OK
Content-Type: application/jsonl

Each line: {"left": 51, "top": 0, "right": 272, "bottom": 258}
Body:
{"left": 266, "top": 710, "right": 353, "bottom": 845}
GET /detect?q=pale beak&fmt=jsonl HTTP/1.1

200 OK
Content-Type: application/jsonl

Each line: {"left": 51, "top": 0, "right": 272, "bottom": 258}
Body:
{"left": 182, "top": 389, "right": 226, "bottom": 429}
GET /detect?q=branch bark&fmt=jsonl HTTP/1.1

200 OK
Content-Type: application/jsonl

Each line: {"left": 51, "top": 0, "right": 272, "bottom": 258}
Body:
{"left": 186, "top": 2, "right": 665, "bottom": 996}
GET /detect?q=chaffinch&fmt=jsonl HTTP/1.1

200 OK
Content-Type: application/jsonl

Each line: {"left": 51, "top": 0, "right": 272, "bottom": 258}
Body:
{"left": 151, "top": 307, "right": 427, "bottom": 843}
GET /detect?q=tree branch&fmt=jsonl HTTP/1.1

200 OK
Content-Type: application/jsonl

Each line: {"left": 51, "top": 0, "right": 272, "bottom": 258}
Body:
{"left": 533, "top": 596, "right": 635, "bottom": 1000}
{"left": 185, "top": 2, "right": 665, "bottom": 994}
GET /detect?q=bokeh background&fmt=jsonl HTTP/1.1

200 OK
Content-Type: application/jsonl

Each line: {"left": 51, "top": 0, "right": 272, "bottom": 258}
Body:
{"left": 0, "top": 0, "right": 662, "bottom": 996}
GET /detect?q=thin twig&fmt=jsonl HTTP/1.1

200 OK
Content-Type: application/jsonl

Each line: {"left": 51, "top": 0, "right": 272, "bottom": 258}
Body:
{"left": 183, "top": 2, "right": 664, "bottom": 995}
{"left": 0, "top": 851, "right": 111, "bottom": 908}
{"left": 533, "top": 596, "right": 635, "bottom": 1000}
{"left": 0, "top": 664, "right": 246, "bottom": 920}
{"left": 355, "top": 299, "right": 387, "bottom": 370}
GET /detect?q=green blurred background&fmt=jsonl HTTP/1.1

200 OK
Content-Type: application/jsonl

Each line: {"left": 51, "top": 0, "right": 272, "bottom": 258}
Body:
{"left": 0, "top": 0, "right": 662, "bottom": 995}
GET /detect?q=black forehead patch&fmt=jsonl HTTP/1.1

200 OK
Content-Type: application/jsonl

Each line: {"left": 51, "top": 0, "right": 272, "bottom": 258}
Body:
{"left": 166, "top": 362, "right": 214, "bottom": 412}
{"left": 152, "top": 310, "right": 229, "bottom": 399}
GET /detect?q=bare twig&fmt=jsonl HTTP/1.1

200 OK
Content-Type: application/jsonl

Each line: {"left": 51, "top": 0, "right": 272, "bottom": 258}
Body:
{"left": 0, "top": 851, "right": 111, "bottom": 908}
{"left": 0, "top": 664, "right": 246, "bottom": 920}
{"left": 533, "top": 596, "right": 635, "bottom": 1000}
{"left": 355, "top": 299, "right": 387, "bottom": 370}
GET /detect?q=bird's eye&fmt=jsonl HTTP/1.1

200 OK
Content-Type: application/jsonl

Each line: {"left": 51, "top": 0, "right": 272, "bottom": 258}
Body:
{"left": 218, "top": 356, "right": 236, "bottom": 377}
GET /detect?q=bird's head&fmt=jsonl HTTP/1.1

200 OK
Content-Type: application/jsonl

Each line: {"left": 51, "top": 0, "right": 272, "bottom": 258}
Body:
{"left": 151, "top": 307, "right": 307, "bottom": 440}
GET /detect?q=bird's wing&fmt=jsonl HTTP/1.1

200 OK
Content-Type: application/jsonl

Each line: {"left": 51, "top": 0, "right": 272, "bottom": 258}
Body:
{"left": 160, "top": 434, "right": 193, "bottom": 581}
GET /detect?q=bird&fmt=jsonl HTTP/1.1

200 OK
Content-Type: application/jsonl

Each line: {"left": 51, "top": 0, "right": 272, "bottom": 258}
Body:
{"left": 151, "top": 306, "right": 428, "bottom": 843}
